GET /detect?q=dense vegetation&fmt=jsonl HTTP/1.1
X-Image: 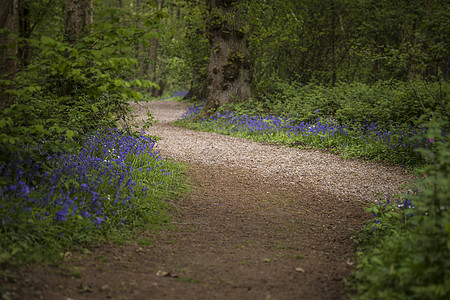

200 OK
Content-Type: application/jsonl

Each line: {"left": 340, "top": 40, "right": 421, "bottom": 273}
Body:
{"left": 177, "top": 80, "right": 449, "bottom": 168}
{"left": 176, "top": 90, "right": 449, "bottom": 298}
{"left": 1, "top": 0, "right": 449, "bottom": 298}
{"left": 172, "top": 1, "right": 450, "bottom": 298}
{"left": 1, "top": 128, "right": 183, "bottom": 263}
{"left": 0, "top": 0, "right": 184, "bottom": 265}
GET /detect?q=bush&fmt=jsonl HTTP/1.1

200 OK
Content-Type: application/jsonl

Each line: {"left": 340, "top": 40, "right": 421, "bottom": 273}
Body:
{"left": 351, "top": 117, "right": 450, "bottom": 299}
{"left": 256, "top": 79, "right": 449, "bottom": 128}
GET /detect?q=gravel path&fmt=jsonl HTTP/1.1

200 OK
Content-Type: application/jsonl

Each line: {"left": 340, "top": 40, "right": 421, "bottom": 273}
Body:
{"left": 132, "top": 100, "right": 415, "bottom": 203}
{"left": 6, "top": 100, "right": 418, "bottom": 300}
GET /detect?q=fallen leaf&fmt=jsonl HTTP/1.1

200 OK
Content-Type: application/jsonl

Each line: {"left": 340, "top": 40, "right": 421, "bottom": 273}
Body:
{"left": 78, "top": 283, "right": 92, "bottom": 293}
{"left": 81, "top": 248, "right": 91, "bottom": 254}
{"left": 100, "top": 284, "right": 110, "bottom": 292}
{"left": 156, "top": 270, "right": 170, "bottom": 277}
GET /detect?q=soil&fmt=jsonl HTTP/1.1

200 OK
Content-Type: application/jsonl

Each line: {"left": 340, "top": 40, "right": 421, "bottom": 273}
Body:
{"left": 1, "top": 100, "right": 395, "bottom": 300}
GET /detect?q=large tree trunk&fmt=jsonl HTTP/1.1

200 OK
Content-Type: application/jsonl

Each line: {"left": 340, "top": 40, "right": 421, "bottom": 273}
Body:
{"left": 65, "top": 0, "right": 93, "bottom": 43}
{"left": 0, "top": 0, "right": 19, "bottom": 110}
{"left": 204, "top": 0, "right": 252, "bottom": 113}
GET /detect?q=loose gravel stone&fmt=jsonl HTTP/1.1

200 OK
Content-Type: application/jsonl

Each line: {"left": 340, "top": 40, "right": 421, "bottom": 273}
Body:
{"left": 131, "top": 100, "right": 416, "bottom": 203}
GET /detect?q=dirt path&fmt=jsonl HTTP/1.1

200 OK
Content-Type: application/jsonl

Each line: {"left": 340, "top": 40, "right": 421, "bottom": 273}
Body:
{"left": 2, "top": 100, "right": 415, "bottom": 300}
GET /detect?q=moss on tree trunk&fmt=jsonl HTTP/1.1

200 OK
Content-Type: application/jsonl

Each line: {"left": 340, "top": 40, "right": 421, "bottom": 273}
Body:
{"left": 204, "top": 0, "right": 252, "bottom": 114}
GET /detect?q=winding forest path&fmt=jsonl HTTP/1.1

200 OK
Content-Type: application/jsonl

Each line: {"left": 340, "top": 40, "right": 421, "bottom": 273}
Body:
{"left": 10, "top": 100, "right": 415, "bottom": 300}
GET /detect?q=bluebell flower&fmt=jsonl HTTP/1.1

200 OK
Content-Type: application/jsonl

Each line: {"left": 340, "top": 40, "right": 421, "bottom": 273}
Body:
{"left": 55, "top": 207, "right": 68, "bottom": 222}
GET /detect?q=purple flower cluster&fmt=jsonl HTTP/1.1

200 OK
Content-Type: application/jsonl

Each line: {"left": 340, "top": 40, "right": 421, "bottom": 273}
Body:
{"left": 159, "top": 90, "right": 188, "bottom": 100}
{"left": 0, "top": 128, "right": 163, "bottom": 230}
{"left": 179, "top": 102, "right": 205, "bottom": 120}
{"left": 181, "top": 106, "right": 429, "bottom": 165}
{"left": 371, "top": 193, "right": 417, "bottom": 232}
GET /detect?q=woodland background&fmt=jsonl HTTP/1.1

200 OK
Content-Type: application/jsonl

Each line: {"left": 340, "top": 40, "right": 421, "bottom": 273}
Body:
{"left": 1, "top": 0, "right": 450, "bottom": 299}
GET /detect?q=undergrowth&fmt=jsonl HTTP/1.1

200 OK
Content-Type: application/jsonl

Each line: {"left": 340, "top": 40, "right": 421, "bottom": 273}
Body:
{"left": 176, "top": 103, "right": 427, "bottom": 168}
{"left": 350, "top": 118, "right": 450, "bottom": 299}
{"left": 0, "top": 128, "right": 184, "bottom": 265}
{"left": 175, "top": 79, "right": 450, "bottom": 299}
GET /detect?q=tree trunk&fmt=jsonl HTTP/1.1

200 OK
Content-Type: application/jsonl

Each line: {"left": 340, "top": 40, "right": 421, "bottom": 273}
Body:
{"left": 0, "top": 0, "right": 19, "bottom": 110}
{"left": 330, "top": 3, "right": 337, "bottom": 86}
{"left": 185, "top": 69, "right": 207, "bottom": 101}
{"left": 204, "top": 0, "right": 252, "bottom": 113}
{"left": 148, "top": 36, "right": 160, "bottom": 96}
{"left": 18, "top": 1, "right": 31, "bottom": 67}
{"left": 65, "top": 0, "right": 93, "bottom": 43}
{"left": 149, "top": 0, "right": 165, "bottom": 97}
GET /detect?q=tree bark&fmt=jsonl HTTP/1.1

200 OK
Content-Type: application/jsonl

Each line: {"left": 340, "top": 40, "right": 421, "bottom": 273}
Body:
{"left": 148, "top": 35, "right": 160, "bottom": 96}
{"left": 18, "top": 1, "right": 31, "bottom": 66}
{"left": 204, "top": 0, "right": 252, "bottom": 113}
{"left": 65, "top": 0, "right": 93, "bottom": 43}
{"left": 330, "top": 3, "right": 337, "bottom": 86}
{"left": 149, "top": 0, "right": 165, "bottom": 97}
{"left": 0, "top": 0, "right": 19, "bottom": 110}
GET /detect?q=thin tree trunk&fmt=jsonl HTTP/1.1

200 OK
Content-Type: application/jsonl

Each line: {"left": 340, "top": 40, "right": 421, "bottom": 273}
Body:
{"left": 136, "top": 0, "right": 146, "bottom": 77}
{"left": 0, "top": 0, "right": 19, "bottom": 110}
{"left": 338, "top": 8, "right": 351, "bottom": 82}
{"left": 118, "top": 0, "right": 127, "bottom": 26}
{"left": 330, "top": 2, "right": 337, "bottom": 86}
{"left": 18, "top": 1, "right": 31, "bottom": 66}
{"left": 148, "top": 36, "right": 159, "bottom": 96}
{"left": 204, "top": 0, "right": 252, "bottom": 113}
{"left": 147, "top": 0, "right": 165, "bottom": 97}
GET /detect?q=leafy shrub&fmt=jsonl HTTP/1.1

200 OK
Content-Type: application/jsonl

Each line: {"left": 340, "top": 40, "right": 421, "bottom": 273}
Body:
{"left": 0, "top": 6, "right": 160, "bottom": 162}
{"left": 351, "top": 117, "right": 450, "bottom": 299}
{"left": 255, "top": 79, "right": 449, "bottom": 128}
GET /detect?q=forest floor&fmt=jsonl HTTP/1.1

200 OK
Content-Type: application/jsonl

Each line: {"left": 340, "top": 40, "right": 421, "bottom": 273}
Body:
{"left": 2, "top": 100, "right": 415, "bottom": 300}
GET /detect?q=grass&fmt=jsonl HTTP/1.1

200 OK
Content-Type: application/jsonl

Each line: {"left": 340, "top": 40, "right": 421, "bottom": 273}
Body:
{"left": 177, "top": 277, "right": 201, "bottom": 283}
{"left": 0, "top": 127, "right": 185, "bottom": 265}
{"left": 175, "top": 102, "right": 428, "bottom": 168}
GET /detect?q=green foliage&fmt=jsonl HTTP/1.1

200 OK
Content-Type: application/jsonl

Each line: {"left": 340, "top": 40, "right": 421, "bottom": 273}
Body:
{"left": 161, "top": 1, "right": 210, "bottom": 97}
{"left": 351, "top": 118, "right": 450, "bottom": 299}
{"left": 0, "top": 130, "right": 185, "bottom": 265}
{"left": 0, "top": 1, "right": 179, "bottom": 264}
{"left": 247, "top": 0, "right": 450, "bottom": 90}
{"left": 257, "top": 79, "right": 449, "bottom": 128}
{"left": 219, "top": 97, "right": 266, "bottom": 116}
{"left": 0, "top": 2, "right": 161, "bottom": 158}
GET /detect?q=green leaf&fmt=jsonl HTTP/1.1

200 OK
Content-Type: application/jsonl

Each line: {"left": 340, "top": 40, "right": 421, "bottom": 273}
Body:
{"left": 0, "top": 252, "right": 12, "bottom": 264}
{"left": 0, "top": 117, "right": 12, "bottom": 128}
{"left": 114, "top": 79, "right": 122, "bottom": 87}
{"left": 66, "top": 130, "right": 75, "bottom": 139}
{"left": 40, "top": 35, "right": 56, "bottom": 45}
{"left": 34, "top": 124, "right": 44, "bottom": 131}
{"left": 108, "top": 58, "right": 118, "bottom": 67}
{"left": 132, "top": 90, "right": 143, "bottom": 100}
